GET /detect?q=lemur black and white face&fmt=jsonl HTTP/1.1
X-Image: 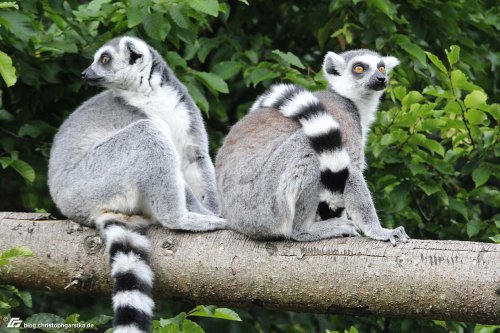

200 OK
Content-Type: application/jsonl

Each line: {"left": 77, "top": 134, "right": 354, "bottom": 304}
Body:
{"left": 81, "top": 37, "right": 151, "bottom": 90}
{"left": 322, "top": 50, "right": 399, "bottom": 102}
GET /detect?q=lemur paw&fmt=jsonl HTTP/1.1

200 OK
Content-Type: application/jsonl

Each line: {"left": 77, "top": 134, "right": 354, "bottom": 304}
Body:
{"left": 338, "top": 221, "right": 361, "bottom": 237}
{"left": 366, "top": 226, "right": 410, "bottom": 246}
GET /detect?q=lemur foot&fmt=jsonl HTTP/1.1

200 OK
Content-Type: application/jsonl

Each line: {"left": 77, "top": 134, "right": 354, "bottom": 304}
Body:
{"left": 365, "top": 226, "right": 410, "bottom": 246}
{"left": 337, "top": 220, "right": 361, "bottom": 237}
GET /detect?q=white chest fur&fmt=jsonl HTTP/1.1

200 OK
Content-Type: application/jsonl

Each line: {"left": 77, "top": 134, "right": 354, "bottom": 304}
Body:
{"left": 118, "top": 86, "right": 192, "bottom": 160}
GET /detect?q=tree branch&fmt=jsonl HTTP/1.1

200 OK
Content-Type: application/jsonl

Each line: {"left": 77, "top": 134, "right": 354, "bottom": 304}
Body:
{"left": 0, "top": 212, "right": 499, "bottom": 324}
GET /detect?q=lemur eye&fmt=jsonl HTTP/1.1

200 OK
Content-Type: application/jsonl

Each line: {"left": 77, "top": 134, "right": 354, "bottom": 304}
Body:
{"left": 100, "top": 54, "right": 110, "bottom": 65}
{"left": 379, "top": 66, "right": 385, "bottom": 73}
{"left": 353, "top": 65, "right": 364, "bottom": 74}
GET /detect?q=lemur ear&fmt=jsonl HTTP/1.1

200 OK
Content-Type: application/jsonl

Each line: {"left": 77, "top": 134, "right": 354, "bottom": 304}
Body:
{"left": 126, "top": 41, "right": 143, "bottom": 65}
{"left": 323, "top": 52, "right": 346, "bottom": 76}
{"left": 382, "top": 56, "right": 400, "bottom": 72}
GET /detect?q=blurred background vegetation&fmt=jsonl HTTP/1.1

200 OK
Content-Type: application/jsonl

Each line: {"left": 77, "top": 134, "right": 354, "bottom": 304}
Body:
{"left": 0, "top": 0, "right": 498, "bottom": 332}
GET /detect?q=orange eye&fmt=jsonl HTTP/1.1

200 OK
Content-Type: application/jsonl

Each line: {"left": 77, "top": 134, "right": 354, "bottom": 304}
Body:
{"left": 379, "top": 66, "right": 385, "bottom": 73}
{"left": 100, "top": 54, "right": 110, "bottom": 65}
{"left": 354, "top": 66, "right": 364, "bottom": 73}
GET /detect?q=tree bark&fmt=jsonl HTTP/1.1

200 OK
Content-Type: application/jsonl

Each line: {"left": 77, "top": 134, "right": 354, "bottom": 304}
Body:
{"left": 0, "top": 212, "right": 499, "bottom": 324}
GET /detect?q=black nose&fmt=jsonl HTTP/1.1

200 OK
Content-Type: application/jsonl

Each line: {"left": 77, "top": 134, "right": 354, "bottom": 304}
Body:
{"left": 377, "top": 76, "right": 386, "bottom": 83}
{"left": 81, "top": 70, "right": 87, "bottom": 79}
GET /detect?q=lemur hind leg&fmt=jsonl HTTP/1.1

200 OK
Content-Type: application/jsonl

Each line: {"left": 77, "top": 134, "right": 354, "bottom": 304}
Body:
{"left": 289, "top": 159, "right": 360, "bottom": 242}
{"left": 291, "top": 218, "right": 360, "bottom": 241}
{"left": 78, "top": 119, "right": 224, "bottom": 231}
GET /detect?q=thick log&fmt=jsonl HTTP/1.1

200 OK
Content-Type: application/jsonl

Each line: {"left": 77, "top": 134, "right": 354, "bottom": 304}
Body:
{"left": 0, "top": 212, "right": 499, "bottom": 323}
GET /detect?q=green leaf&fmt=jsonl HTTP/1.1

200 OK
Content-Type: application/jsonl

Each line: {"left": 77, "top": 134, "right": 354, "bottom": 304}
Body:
{"left": 197, "top": 38, "right": 219, "bottom": 63}
{"left": 393, "top": 86, "right": 407, "bottom": 101}
{"left": 247, "top": 67, "right": 280, "bottom": 87}
{"left": 85, "top": 314, "right": 113, "bottom": 327}
{"left": 188, "top": 0, "right": 219, "bottom": 17}
{"left": 212, "top": 61, "right": 242, "bottom": 80}
{"left": 182, "top": 319, "right": 204, "bottom": 333}
{"left": 0, "top": 156, "right": 12, "bottom": 168}
{"left": 466, "top": 219, "right": 482, "bottom": 238}
{"left": 485, "top": 103, "right": 500, "bottom": 121}
{"left": 409, "top": 134, "right": 444, "bottom": 156}
{"left": 169, "top": 5, "right": 189, "bottom": 29}
{"left": 475, "top": 325, "right": 500, "bottom": 333}
{"left": 272, "top": 50, "right": 305, "bottom": 69}
{"left": 446, "top": 45, "right": 460, "bottom": 66}
{"left": 422, "top": 85, "right": 450, "bottom": 98}
{"left": 166, "top": 51, "right": 187, "bottom": 69}
{"left": 185, "top": 81, "right": 209, "bottom": 113}
{"left": 0, "top": 285, "right": 32, "bottom": 308}
{"left": 418, "top": 183, "right": 440, "bottom": 196}
{"left": 144, "top": 13, "right": 171, "bottom": 41}
{"left": 0, "top": 11, "right": 34, "bottom": 42}
{"left": 488, "top": 235, "right": 500, "bottom": 244}
{"left": 18, "top": 123, "right": 44, "bottom": 138}
{"left": 10, "top": 159, "right": 36, "bottom": 183}
{"left": 399, "top": 42, "right": 426, "bottom": 66}
{"left": 26, "top": 313, "right": 64, "bottom": 325}
{"left": 0, "top": 2, "right": 19, "bottom": 9}
{"left": 425, "top": 52, "right": 447, "bottom": 74}
{"left": 401, "top": 91, "right": 424, "bottom": 106}
{"left": 449, "top": 198, "right": 469, "bottom": 219}
{"left": 126, "top": 0, "right": 145, "bottom": 27}
{"left": 188, "top": 305, "right": 242, "bottom": 321}
{"left": 0, "top": 109, "right": 14, "bottom": 120}
{"left": 466, "top": 109, "right": 487, "bottom": 125}
{"left": 159, "top": 313, "right": 186, "bottom": 327}
{"left": 193, "top": 71, "right": 228, "bottom": 93}
{"left": 444, "top": 100, "right": 462, "bottom": 114}
{"left": 472, "top": 164, "right": 492, "bottom": 187}
{"left": 367, "top": 0, "right": 396, "bottom": 18}
{"left": 464, "top": 90, "right": 488, "bottom": 109}
{"left": 0, "top": 246, "right": 34, "bottom": 261}
{"left": 0, "top": 50, "right": 16, "bottom": 87}
{"left": 156, "top": 323, "right": 180, "bottom": 333}
{"left": 19, "top": 290, "right": 32, "bottom": 308}
{"left": 450, "top": 70, "right": 481, "bottom": 91}
{"left": 64, "top": 313, "right": 80, "bottom": 324}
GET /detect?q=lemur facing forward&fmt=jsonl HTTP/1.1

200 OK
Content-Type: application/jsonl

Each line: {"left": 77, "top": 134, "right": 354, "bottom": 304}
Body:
{"left": 48, "top": 37, "right": 226, "bottom": 333}
{"left": 216, "top": 49, "right": 409, "bottom": 244}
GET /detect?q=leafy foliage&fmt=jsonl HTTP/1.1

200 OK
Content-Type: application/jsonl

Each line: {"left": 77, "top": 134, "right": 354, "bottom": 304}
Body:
{"left": 0, "top": 247, "right": 32, "bottom": 329}
{"left": 0, "top": 0, "right": 498, "bottom": 332}
{"left": 368, "top": 46, "right": 499, "bottom": 242}
{"left": 153, "top": 305, "right": 241, "bottom": 333}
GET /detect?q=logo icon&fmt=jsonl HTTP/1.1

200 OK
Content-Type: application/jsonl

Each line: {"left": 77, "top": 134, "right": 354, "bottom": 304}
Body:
{"left": 7, "top": 317, "right": 22, "bottom": 328}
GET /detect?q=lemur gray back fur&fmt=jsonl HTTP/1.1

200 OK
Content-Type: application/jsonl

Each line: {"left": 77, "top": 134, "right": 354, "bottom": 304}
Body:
{"left": 216, "top": 49, "right": 409, "bottom": 245}
{"left": 48, "top": 36, "right": 226, "bottom": 333}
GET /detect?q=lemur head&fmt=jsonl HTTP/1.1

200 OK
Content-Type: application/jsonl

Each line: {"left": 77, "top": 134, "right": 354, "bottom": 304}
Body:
{"left": 81, "top": 36, "right": 152, "bottom": 91}
{"left": 322, "top": 50, "right": 399, "bottom": 103}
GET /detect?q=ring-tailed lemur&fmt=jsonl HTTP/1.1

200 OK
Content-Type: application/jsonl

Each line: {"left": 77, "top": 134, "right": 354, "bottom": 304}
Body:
{"left": 216, "top": 49, "right": 409, "bottom": 245}
{"left": 48, "top": 36, "right": 226, "bottom": 333}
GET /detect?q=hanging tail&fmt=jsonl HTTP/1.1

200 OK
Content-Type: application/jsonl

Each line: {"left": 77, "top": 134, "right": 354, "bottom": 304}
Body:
{"left": 252, "top": 83, "right": 350, "bottom": 219}
{"left": 98, "top": 219, "right": 155, "bottom": 333}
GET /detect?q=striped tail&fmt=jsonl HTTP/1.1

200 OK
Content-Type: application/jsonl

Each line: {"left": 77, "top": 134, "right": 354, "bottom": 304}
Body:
{"left": 253, "top": 83, "right": 350, "bottom": 219}
{"left": 99, "top": 220, "right": 154, "bottom": 333}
